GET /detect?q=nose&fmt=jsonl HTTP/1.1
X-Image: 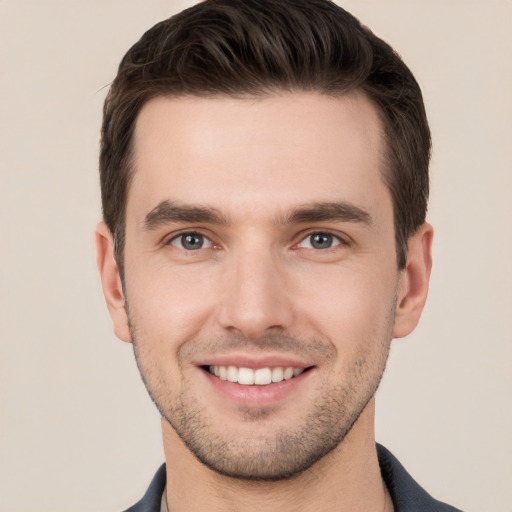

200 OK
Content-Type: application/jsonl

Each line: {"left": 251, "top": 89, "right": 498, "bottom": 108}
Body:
{"left": 217, "top": 244, "right": 295, "bottom": 340}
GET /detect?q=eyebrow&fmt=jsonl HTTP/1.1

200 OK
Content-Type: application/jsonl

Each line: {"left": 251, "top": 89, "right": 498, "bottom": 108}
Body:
{"left": 142, "top": 199, "right": 372, "bottom": 231}
{"left": 283, "top": 202, "right": 372, "bottom": 226}
{"left": 143, "top": 200, "right": 229, "bottom": 231}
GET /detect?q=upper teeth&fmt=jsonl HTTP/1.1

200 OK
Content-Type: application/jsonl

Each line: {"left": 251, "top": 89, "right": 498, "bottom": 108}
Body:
{"left": 209, "top": 365, "right": 304, "bottom": 385}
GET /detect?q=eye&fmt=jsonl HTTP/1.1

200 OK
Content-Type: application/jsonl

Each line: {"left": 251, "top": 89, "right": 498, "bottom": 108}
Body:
{"left": 298, "top": 232, "right": 342, "bottom": 250}
{"left": 169, "top": 232, "right": 212, "bottom": 250}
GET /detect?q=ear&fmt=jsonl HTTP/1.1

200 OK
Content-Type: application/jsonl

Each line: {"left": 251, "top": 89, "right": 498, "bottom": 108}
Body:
{"left": 95, "top": 222, "right": 132, "bottom": 343}
{"left": 393, "top": 223, "right": 433, "bottom": 339}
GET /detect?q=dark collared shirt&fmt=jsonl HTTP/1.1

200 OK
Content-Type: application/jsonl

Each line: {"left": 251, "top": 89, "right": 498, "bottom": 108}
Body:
{"left": 123, "top": 444, "right": 463, "bottom": 512}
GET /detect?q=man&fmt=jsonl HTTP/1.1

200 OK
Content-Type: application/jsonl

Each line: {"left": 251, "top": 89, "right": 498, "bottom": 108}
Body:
{"left": 95, "top": 0, "right": 462, "bottom": 510}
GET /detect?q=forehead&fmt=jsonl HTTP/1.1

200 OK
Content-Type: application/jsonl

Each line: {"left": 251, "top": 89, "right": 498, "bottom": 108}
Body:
{"left": 129, "top": 92, "right": 388, "bottom": 223}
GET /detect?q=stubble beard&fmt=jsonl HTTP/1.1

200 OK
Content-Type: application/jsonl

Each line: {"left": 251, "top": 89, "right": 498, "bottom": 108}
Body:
{"left": 129, "top": 307, "right": 394, "bottom": 482}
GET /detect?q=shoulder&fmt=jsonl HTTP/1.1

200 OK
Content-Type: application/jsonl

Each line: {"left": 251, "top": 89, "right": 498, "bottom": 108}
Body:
{"left": 377, "top": 444, "right": 463, "bottom": 512}
{"left": 122, "top": 464, "right": 166, "bottom": 512}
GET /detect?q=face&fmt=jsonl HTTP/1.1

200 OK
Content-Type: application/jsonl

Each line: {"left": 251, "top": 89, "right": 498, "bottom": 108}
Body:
{"left": 102, "top": 92, "right": 419, "bottom": 480}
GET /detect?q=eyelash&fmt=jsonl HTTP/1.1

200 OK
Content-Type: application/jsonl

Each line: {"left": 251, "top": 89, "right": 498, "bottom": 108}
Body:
{"left": 167, "top": 231, "right": 214, "bottom": 251}
{"left": 166, "top": 230, "right": 348, "bottom": 252}
{"left": 295, "top": 231, "right": 345, "bottom": 250}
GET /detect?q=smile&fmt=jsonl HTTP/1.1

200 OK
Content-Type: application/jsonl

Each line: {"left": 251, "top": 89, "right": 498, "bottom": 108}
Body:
{"left": 208, "top": 365, "right": 305, "bottom": 386}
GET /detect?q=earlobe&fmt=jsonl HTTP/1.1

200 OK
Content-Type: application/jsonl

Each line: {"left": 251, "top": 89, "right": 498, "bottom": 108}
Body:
{"left": 392, "top": 223, "right": 433, "bottom": 339}
{"left": 95, "top": 222, "right": 132, "bottom": 343}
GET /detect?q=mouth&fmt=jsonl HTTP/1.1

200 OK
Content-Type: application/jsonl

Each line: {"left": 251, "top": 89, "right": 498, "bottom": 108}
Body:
{"left": 202, "top": 365, "right": 312, "bottom": 386}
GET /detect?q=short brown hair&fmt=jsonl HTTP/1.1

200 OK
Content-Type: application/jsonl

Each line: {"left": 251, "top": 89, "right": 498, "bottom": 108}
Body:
{"left": 100, "top": 0, "right": 430, "bottom": 271}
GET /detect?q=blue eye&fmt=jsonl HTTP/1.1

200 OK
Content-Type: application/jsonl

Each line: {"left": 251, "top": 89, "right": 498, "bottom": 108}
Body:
{"left": 170, "top": 232, "right": 212, "bottom": 250}
{"left": 299, "top": 232, "right": 341, "bottom": 250}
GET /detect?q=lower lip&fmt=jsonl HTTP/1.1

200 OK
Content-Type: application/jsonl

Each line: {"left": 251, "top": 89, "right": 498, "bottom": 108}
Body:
{"left": 201, "top": 368, "right": 313, "bottom": 407}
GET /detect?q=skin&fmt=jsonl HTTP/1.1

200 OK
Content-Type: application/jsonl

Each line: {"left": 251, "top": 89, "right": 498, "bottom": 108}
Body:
{"left": 96, "top": 92, "right": 432, "bottom": 511}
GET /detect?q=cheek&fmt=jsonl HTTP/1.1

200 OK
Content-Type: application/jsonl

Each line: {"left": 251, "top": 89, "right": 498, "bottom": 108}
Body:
{"left": 294, "top": 262, "right": 398, "bottom": 350}
{"left": 124, "top": 259, "right": 221, "bottom": 344}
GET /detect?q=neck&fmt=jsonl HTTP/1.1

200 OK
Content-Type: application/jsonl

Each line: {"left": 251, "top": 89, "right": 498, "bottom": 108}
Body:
{"left": 161, "top": 399, "right": 392, "bottom": 512}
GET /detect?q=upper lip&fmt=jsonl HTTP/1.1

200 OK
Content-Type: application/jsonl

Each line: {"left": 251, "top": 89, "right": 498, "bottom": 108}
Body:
{"left": 195, "top": 354, "right": 313, "bottom": 369}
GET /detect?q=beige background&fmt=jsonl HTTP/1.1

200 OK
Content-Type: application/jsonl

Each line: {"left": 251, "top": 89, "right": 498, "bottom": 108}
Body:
{"left": 1, "top": 1, "right": 511, "bottom": 511}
